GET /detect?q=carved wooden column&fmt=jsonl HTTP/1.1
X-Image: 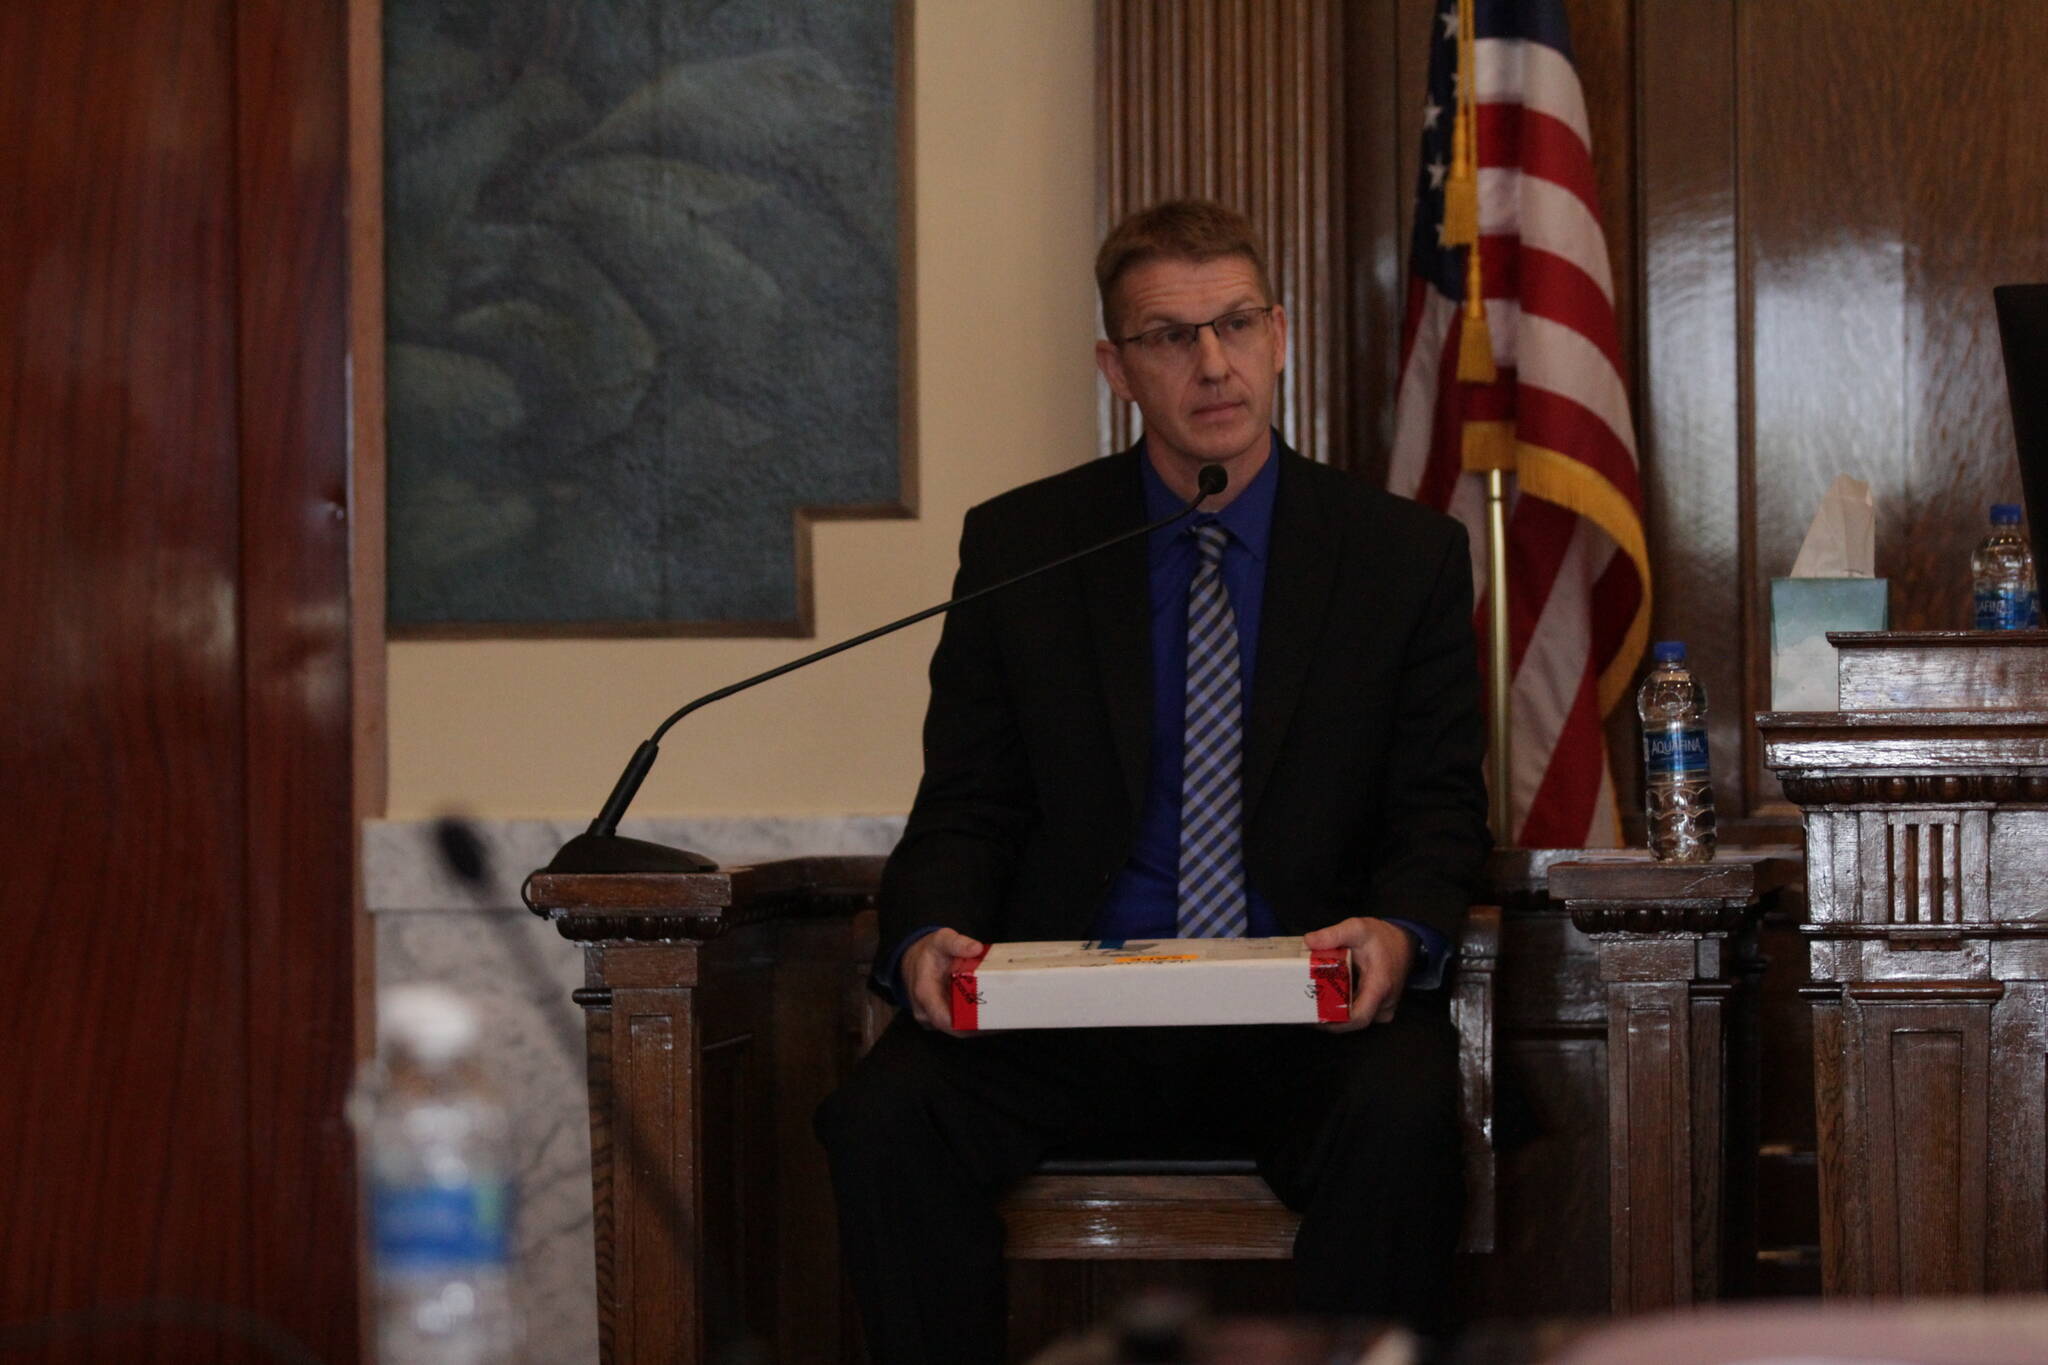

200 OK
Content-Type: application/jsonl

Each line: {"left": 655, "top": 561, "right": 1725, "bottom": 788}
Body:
{"left": 523, "top": 858, "right": 883, "bottom": 1365}
{"left": 1548, "top": 855, "right": 1797, "bottom": 1313}
{"left": 1761, "top": 631, "right": 2048, "bottom": 1298}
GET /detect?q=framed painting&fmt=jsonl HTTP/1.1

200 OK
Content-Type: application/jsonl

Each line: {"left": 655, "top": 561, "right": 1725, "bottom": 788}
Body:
{"left": 382, "top": 0, "right": 914, "bottom": 636}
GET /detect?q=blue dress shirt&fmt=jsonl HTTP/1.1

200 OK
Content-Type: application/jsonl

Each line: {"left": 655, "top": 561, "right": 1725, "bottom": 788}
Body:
{"left": 1095, "top": 444, "right": 1278, "bottom": 938}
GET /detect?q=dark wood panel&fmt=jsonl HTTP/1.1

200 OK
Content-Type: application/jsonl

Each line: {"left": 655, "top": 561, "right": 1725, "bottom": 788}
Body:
{"left": 0, "top": 0, "right": 358, "bottom": 1357}
{"left": 0, "top": 1, "right": 256, "bottom": 1356}
{"left": 232, "top": 0, "right": 359, "bottom": 1350}
{"left": 1562, "top": 0, "right": 1637, "bottom": 405}
{"left": 1733, "top": 1, "right": 2048, "bottom": 812}
{"left": 1339, "top": 1, "right": 1403, "bottom": 488}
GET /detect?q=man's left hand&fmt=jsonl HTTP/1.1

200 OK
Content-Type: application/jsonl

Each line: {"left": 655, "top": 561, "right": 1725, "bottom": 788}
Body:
{"left": 1302, "top": 917, "right": 1414, "bottom": 1032}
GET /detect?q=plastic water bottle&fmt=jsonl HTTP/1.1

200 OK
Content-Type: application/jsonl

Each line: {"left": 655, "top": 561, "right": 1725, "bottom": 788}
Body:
{"left": 352, "top": 985, "right": 520, "bottom": 1364}
{"left": 1638, "top": 641, "right": 1716, "bottom": 863}
{"left": 1971, "top": 503, "right": 2039, "bottom": 630}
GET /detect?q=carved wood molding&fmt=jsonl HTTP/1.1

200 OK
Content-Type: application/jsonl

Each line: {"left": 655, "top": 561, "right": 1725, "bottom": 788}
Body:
{"left": 546, "top": 915, "right": 727, "bottom": 944}
{"left": 1097, "top": 0, "right": 1347, "bottom": 464}
{"left": 526, "top": 858, "right": 884, "bottom": 942}
{"left": 1570, "top": 903, "right": 1754, "bottom": 937}
{"left": 1779, "top": 773, "right": 2048, "bottom": 805}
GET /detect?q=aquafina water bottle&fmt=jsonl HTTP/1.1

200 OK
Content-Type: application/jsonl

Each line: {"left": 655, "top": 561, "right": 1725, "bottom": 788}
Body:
{"left": 1638, "top": 641, "right": 1716, "bottom": 863}
{"left": 1971, "top": 503, "right": 2039, "bottom": 629}
{"left": 351, "top": 985, "right": 521, "bottom": 1364}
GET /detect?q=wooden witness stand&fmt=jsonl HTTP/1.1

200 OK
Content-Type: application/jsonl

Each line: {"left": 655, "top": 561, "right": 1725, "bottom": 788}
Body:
{"left": 524, "top": 860, "right": 1500, "bottom": 1362}
{"left": 523, "top": 858, "right": 885, "bottom": 1364}
{"left": 525, "top": 853, "right": 1799, "bottom": 1361}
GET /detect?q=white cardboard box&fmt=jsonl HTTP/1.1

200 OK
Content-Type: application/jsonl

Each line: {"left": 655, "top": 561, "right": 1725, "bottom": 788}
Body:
{"left": 949, "top": 937, "right": 1351, "bottom": 1031}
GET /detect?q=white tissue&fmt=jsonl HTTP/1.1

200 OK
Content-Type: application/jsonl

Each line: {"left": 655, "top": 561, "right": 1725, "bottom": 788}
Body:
{"left": 1790, "top": 475, "right": 1876, "bottom": 578}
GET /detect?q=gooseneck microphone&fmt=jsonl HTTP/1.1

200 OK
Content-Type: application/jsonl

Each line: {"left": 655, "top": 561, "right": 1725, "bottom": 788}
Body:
{"left": 545, "top": 463, "right": 1231, "bottom": 875}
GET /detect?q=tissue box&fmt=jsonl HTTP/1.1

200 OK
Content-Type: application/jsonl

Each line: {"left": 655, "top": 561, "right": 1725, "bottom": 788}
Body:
{"left": 1770, "top": 577, "right": 1890, "bottom": 709}
{"left": 949, "top": 937, "right": 1351, "bottom": 1031}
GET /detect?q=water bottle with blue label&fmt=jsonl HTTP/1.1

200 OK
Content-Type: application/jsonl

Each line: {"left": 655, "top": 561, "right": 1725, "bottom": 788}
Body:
{"left": 1638, "top": 641, "right": 1716, "bottom": 863}
{"left": 1971, "top": 503, "right": 2039, "bottom": 630}
{"left": 351, "top": 985, "right": 520, "bottom": 1364}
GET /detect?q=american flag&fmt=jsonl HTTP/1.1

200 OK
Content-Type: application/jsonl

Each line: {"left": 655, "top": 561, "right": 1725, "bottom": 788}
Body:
{"left": 1387, "top": 0, "right": 1650, "bottom": 848}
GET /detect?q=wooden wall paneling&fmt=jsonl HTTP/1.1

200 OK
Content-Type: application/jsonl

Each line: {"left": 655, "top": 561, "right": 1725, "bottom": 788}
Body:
{"left": 1339, "top": 1, "right": 1403, "bottom": 489}
{"left": 0, "top": 0, "right": 360, "bottom": 1357}
{"left": 0, "top": 0, "right": 257, "bottom": 1355}
{"left": 1385, "top": 0, "right": 1437, "bottom": 306}
{"left": 1742, "top": 0, "right": 1916, "bottom": 815}
{"left": 348, "top": 0, "right": 390, "bottom": 1067}
{"left": 1634, "top": 0, "right": 1747, "bottom": 820}
{"left": 233, "top": 0, "right": 359, "bottom": 1349}
{"left": 1556, "top": 0, "right": 1639, "bottom": 417}
{"left": 1098, "top": 0, "right": 1347, "bottom": 465}
{"left": 1737, "top": 1, "right": 2048, "bottom": 811}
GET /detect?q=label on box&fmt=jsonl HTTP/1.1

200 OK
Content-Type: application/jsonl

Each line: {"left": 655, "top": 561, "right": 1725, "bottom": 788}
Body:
{"left": 949, "top": 937, "right": 1350, "bottom": 1031}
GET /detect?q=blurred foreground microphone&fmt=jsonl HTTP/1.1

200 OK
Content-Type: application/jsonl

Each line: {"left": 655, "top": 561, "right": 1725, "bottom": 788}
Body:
{"left": 545, "top": 463, "right": 1230, "bottom": 875}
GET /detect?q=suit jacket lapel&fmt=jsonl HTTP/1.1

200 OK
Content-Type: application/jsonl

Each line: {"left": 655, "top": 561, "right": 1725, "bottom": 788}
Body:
{"left": 1081, "top": 454, "right": 1151, "bottom": 816}
{"left": 1243, "top": 451, "right": 1344, "bottom": 819}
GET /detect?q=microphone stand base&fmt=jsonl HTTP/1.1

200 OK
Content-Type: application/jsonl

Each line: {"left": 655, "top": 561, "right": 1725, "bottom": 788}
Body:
{"left": 543, "top": 832, "right": 719, "bottom": 875}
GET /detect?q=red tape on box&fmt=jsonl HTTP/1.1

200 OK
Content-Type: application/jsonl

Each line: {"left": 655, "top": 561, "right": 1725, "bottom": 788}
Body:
{"left": 949, "top": 953, "right": 987, "bottom": 1031}
{"left": 1309, "top": 949, "right": 1351, "bottom": 1023}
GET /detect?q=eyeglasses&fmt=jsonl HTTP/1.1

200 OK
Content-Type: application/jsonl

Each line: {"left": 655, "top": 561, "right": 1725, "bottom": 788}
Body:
{"left": 1115, "top": 306, "right": 1275, "bottom": 360}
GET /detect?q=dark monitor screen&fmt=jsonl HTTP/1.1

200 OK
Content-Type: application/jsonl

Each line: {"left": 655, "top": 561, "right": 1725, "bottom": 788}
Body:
{"left": 1994, "top": 283, "right": 2048, "bottom": 579}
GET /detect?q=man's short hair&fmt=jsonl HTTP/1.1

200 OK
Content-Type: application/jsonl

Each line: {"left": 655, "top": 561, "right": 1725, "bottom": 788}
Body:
{"left": 1095, "top": 199, "right": 1275, "bottom": 338}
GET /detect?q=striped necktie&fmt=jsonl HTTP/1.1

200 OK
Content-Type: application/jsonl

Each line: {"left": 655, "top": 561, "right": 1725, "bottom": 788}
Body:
{"left": 1178, "top": 521, "right": 1248, "bottom": 938}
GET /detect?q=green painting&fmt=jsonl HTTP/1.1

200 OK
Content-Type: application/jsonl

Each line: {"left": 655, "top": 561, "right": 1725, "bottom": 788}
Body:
{"left": 385, "top": 0, "right": 905, "bottom": 633}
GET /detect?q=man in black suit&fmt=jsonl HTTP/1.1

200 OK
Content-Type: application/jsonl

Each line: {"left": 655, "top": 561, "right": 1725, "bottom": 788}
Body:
{"left": 815, "top": 200, "right": 1490, "bottom": 1363}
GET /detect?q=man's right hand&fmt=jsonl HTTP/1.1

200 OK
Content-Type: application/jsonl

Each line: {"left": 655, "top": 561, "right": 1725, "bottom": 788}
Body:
{"left": 900, "top": 927, "right": 987, "bottom": 1035}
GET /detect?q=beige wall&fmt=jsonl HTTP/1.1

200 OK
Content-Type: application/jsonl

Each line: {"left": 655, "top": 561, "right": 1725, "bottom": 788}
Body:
{"left": 385, "top": 0, "right": 1100, "bottom": 819}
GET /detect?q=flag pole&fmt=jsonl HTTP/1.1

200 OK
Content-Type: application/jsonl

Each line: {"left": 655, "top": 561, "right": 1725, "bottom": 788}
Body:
{"left": 1486, "top": 468, "right": 1513, "bottom": 841}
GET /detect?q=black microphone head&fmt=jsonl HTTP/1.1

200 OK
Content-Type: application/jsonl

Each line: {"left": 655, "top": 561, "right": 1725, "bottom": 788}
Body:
{"left": 434, "top": 815, "right": 488, "bottom": 888}
{"left": 1197, "top": 464, "right": 1228, "bottom": 497}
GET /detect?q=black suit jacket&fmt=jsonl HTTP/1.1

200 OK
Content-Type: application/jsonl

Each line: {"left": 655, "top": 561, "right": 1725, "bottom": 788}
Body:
{"left": 878, "top": 440, "right": 1491, "bottom": 966}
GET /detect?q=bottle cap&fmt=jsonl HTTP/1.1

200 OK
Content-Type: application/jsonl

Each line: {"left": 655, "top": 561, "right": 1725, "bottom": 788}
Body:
{"left": 1993, "top": 503, "right": 2024, "bottom": 525}
{"left": 380, "top": 984, "right": 480, "bottom": 1065}
{"left": 1653, "top": 641, "right": 1686, "bottom": 664}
